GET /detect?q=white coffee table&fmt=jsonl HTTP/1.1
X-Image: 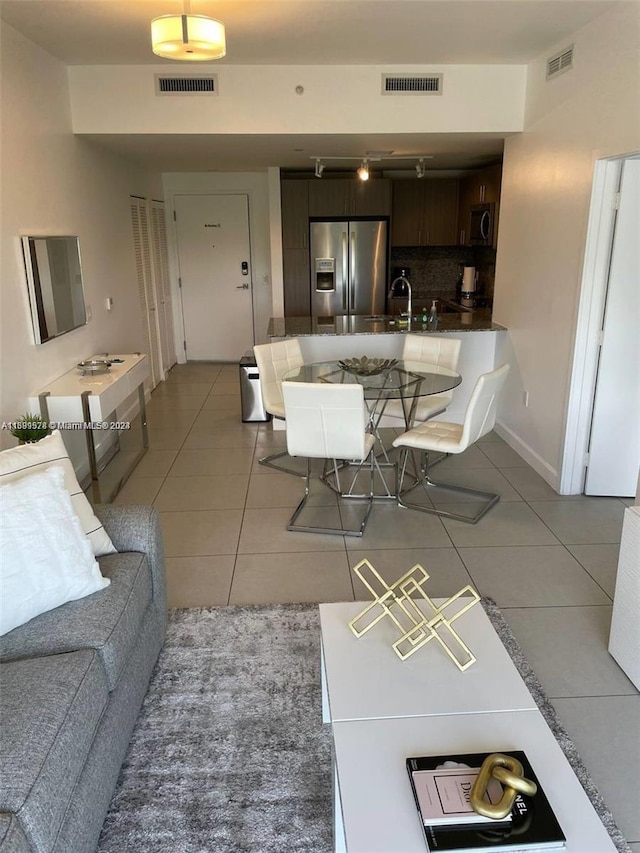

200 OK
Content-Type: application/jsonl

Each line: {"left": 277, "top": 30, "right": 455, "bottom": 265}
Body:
{"left": 320, "top": 599, "right": 537, "bottom": 723}
{"left": 319, "top": 601, "right": 617, "bottom": 853}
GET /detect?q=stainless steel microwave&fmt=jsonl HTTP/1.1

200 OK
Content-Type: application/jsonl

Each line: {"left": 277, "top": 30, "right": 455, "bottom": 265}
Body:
{"left": 469, "top": 203, "right": 495, "bottom": 246}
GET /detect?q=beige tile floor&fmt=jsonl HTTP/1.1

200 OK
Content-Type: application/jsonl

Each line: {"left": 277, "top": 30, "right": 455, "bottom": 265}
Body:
{"left": 114, "top": 361, "right": 639, "bottom": 847}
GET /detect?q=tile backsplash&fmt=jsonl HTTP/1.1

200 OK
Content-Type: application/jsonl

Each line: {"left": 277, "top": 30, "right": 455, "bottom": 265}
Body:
{"left": 390, "top": 245, "right": 496, "bottom": 306}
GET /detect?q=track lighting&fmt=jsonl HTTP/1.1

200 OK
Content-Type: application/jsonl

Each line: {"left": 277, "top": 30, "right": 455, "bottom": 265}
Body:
{"left": 357, "top": 160, "right": 370, "bottom": 181}
{"left": 307, "top": 154, "right": 433, "bottom": 179}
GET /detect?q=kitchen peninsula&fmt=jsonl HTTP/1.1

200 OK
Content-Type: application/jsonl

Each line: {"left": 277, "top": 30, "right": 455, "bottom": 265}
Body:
{"left": 266, "top": 311, "right": 507, "bottom": 423}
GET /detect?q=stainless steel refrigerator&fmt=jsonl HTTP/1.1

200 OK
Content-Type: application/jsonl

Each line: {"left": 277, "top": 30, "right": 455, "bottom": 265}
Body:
{"left": 310, "top": 220, "right": 388, "bottom": 317}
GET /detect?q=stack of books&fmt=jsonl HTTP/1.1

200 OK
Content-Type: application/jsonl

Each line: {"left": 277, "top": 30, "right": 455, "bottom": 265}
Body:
{"left": 406, "top": 750, "right": 566, "bottom": 852}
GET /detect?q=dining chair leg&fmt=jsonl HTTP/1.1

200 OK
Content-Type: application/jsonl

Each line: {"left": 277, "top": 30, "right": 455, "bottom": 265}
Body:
{"left": 258, "top": 449, "right": 307, "bottom": 478}
{"left": 396, "top": 449, "right": 500, "bottom": 524}
{"left": 287, "top": 458, "right": 374, "bottom": 537}
{"left": 321, "top": 452, "right": 395, "bottom": 499}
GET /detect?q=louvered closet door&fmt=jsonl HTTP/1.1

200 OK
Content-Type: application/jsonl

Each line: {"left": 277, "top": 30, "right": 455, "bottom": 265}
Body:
{"left": 150, "top": 201, "right": 176, "bottom": 373}
{"left": 130, "top": 197, "right": 162, "bottom": 387}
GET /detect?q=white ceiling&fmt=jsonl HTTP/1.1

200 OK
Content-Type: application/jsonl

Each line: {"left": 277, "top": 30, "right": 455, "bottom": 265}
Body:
{"left": 0, "top": 0, "right": 619, "bottom": 66}
{"left": 0, "top": 0, "right": 624, "bottom": 172}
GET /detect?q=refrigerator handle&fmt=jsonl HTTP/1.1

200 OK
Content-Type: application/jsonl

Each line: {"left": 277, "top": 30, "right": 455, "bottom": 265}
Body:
{"left": 342, "top": 231, "right": 348, "bottom": 311}
{"left": 350, "top": 230, "right": 356, "bottom": 310}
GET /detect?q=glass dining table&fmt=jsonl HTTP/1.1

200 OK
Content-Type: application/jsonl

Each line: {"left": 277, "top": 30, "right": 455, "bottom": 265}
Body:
{"left": 282, "top": 358, "right": 462, "bottom": 428}
{"left": 282, "top": 358, "right": 462, "bottom": 498}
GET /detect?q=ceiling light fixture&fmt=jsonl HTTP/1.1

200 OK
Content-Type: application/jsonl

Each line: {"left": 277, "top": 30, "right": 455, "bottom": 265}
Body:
{"left": 314, "top": 159, "right": 325, "bottom": 179}
{"left": 151, "top": 0, "right": 226, "bottom": 61}
{"left": 416, "top": 158, "right": 426, "bottom": 179}
{"left": 357, "top": 160, "right": 370, "bottom": 181}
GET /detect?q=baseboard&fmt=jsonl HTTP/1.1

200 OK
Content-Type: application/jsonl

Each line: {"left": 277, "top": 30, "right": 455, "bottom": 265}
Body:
{"left": 494, "top": 419, "right": 562, "bottom": 493}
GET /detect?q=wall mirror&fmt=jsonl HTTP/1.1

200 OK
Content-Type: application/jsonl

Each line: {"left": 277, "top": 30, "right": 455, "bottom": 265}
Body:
{"left": 22, "top": 235, "right": 87, "bottom": 344}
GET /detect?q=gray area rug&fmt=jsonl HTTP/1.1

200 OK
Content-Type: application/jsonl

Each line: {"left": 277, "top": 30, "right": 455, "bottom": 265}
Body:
{"left": 98, "top": 600, "right": 631, "bottom": 853}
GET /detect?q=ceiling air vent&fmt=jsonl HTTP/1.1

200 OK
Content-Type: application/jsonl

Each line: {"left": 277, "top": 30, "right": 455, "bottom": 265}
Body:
{"left": 381, "top": 73, "right": 443, "bottom": 95}
{"left": 155, "top": 74, "right": 218, "bottom": 95}
{"left": 546, "top": 45, "right": 574, "bottom": 80}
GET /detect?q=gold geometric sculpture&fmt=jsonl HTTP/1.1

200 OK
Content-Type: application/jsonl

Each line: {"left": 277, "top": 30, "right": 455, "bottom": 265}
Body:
{"left": 348, "top": 559, "right": 481, "bottom": 671}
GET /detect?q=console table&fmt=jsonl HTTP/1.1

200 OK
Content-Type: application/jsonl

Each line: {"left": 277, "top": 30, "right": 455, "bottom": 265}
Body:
{"left": 29, "top": 353, "right": 149, "bottom": 502}
{"left": 319, "top": 601, "right": 617, "bottom": 852}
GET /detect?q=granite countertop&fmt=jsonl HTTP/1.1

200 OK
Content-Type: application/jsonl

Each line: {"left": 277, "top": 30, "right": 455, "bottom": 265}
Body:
{"left": 267, "top": 311, "right": 506, "bottom": 338}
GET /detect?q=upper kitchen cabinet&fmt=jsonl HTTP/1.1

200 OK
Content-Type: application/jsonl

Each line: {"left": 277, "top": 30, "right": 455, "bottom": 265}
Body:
{"left": 480, "top": 164, "right": 502, "bottom": 204}
{"left": 307, "top": 178, "right": 392, "bottom": 218}
{"left": 457, "top": 164, "right": 502, "bottom": 246}
{"left": 391, "top": 179, "right": 459, "bottom": 246}
{"left": 351, "top": 179, "right": 392, "bottom": 216}
{"left": 283, "top": 248, "right": 310, "bottom": 316}
{"left": 281, "top": 180, "right": 309, "bottom": 249}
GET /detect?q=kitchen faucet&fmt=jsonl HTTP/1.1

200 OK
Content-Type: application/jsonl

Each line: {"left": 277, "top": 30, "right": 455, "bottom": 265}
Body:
{"left": 388, "top": 273, "right": 412, "bottom": 320}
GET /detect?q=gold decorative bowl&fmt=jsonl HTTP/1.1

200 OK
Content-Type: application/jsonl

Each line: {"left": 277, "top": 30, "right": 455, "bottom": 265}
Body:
{"left": 338, "top": 356, "right": 399, "bottom": 376}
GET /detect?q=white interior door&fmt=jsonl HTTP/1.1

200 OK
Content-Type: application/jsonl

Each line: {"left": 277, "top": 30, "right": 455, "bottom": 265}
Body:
{"left": 585, "top": 159, "right": 640, "bottom": 496}
{"left": 174, "top": 194, "right": 254, "bottom": 361}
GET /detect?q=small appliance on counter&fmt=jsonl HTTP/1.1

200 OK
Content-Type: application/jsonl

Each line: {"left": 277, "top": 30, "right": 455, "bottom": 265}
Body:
{"left": 461, "top": 265, "right": 478, "bottom": 299}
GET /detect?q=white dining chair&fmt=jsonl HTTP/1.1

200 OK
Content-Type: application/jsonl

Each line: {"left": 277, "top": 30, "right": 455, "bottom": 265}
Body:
{"left": 393, "top": 363, "right": 510, "bottom": 523}
{"left": 377, "top": 334, "right": 462, "bottom": 426}
{"left": 253, "top": 339, "right": 304, "bottom": 476}
{"left": 282, "top": 381, "right": 382, "bottom": 536}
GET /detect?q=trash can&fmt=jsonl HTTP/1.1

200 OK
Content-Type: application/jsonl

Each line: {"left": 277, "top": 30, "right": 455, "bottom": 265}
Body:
{"left": 239, "top": 353, "right": 270, "bottom": 423}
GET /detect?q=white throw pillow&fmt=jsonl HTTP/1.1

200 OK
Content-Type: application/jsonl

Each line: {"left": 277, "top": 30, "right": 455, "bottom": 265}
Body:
{"left": 0, "top": 430, "right": 115, "bottom": 556}
{"left": 0, "top": 465, "right": 110, "bottom": 636}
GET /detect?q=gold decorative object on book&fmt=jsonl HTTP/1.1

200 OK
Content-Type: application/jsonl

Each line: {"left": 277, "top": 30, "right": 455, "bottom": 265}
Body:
{"left": 470, "top": 753, "right": 538, "bottom": 819}
{"left": 348, "top": 559, "right": 480, "bottom": 671}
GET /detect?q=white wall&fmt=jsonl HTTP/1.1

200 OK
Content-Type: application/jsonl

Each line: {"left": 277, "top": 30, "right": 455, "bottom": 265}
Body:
{"left": 0, "top": 23, "right": 162, "bottom": 450}
{"left": 492, "top": 2, "right": 640, "bottom": 490}
{"left": 162, "top": 172, "right": 273, "bottom": 352}
{"left": 68, "top": 64, "right": 526, "bottom": 135}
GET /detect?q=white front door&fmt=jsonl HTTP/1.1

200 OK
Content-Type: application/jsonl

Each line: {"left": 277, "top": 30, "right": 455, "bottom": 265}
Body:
{"left": 585, "top": 159, "right": 640, "bottom": 496}
{"left": 174, "top": 194, "right": 254, "bottom": 361}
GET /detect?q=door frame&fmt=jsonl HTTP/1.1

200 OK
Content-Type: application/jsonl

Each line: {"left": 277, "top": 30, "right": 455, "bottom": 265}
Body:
{"left": 170, "top": 192, "right": 256, "bottom": 363}
{"left": 560, "top": 152, "right": 639, "bottom": 494}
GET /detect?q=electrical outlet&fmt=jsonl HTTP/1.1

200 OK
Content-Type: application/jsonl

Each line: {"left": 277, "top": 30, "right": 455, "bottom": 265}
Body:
{"left": 523, "top": 391, "right": 529, "bottom": 408}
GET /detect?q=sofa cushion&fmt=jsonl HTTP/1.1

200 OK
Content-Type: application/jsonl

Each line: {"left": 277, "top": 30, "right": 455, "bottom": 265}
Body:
{"left": 0, "top": 651, "right": 108, "bottom": 853}
{"left": 0, "top": 465, "right": 110, "bottom": 637}
{"left": 0, "top": 431, "right": 115, "bottom": 557}
{"left": 0, "top": 552, "right": 152, "bottom": 691}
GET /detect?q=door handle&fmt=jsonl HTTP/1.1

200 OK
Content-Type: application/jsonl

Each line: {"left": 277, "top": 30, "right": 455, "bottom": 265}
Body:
{"left": 342, "top": 232, "right": 348, "bottom": 311}
{"left": 350, "top": 231, "right": 356, "bottom": 310}
{"left": 236, "top": 283, "right": 249, "bottom": 290}
{"left": 480, "top": 211, "right": 490, "bottom": 240}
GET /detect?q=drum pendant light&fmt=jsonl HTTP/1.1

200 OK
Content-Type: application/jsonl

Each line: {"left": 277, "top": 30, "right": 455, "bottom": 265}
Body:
{"left": 151, "top": 1, "right": 226, "bottom": 61}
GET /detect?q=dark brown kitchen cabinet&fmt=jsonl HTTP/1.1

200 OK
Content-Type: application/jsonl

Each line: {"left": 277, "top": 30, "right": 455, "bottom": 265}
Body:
{"left": 283, "top": 249, "right": 310, "bottom": 316}
{"left": 351, "top": 179, "right": 392, "bottom": 216}
{"left": 425, "top": 180, "right": 459, "bottom": 245}
{"left": 281, "top": 181, "right": 309, "bottom": 249}
{"left": 391, "top": 179, "right": 459, "bottom": 246}
{"left": 307, "top": 178, "right": 392, "bottom": 218}
{"left": 390, "top": 181, "right": 424, "bottom": 245}
{"left": 480, "top": 164, "right": 502, "bottom": 203}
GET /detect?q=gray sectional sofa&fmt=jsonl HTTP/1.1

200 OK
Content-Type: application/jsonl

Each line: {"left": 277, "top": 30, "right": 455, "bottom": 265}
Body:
{"left": 0, "top": 505, "right": 167, "bottom": 853}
